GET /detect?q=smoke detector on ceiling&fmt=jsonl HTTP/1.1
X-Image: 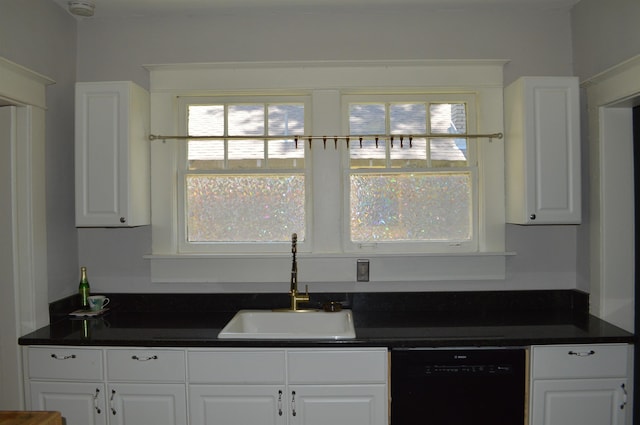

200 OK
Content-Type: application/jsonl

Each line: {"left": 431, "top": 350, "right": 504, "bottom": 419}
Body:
{"left": 68, "top": 1, "right": 95, "bottom": 17}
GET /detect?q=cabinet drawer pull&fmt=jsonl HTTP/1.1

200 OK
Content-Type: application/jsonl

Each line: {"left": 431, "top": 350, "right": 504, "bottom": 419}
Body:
{"left": 131, "top": 355, "right": 158, "bottom": 361}
{"left": 567, "top": 350, "right": 595, "bottom": 357}
{"left": 278, "top": 390, "right": 283, "bottom": 416}
{"left": 50, "top": 353, "right": 76, "bottom": 360}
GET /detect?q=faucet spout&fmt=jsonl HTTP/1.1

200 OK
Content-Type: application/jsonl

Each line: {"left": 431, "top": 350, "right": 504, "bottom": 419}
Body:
{"left": 289, "top": 233, "right": 310, "bottom": 311}
{"left": 290, "top": 233, "right": 298, "bottom": 293}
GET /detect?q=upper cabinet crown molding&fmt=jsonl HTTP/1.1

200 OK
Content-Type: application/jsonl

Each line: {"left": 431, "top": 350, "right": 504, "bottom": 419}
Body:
{"left": 505, "top": 76, "right": 581, "bottom": 225}
{"left": 75, "top": 81, "right": 150, "bottom": 227}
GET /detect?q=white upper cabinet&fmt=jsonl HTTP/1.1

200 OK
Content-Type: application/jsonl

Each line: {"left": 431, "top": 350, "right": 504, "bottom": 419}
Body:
{"left": 75, "top": 81, "right": 150, "bottom": 227}
{"left": 505, "top": 76, "right": 581, "bottom": 224}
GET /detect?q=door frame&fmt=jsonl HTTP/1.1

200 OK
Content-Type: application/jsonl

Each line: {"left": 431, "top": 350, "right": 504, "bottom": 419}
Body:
{"left": 583, "top": 54, "right": 640, "bottom": 333}
{"left": 0, "top": 56, "right": 54, "bottom": 409}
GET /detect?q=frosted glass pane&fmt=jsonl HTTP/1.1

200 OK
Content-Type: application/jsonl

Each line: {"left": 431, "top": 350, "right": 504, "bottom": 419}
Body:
{"left": 186, "top": 175, "right": 305, "bottom": 242}
{"left": 350, "top": 173, "right": 471, "bottom": 242}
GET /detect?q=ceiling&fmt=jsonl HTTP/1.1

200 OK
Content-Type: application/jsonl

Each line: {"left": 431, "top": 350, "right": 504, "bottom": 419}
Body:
{"left": 52, "top": 0, "right": 580, "bottom": 19}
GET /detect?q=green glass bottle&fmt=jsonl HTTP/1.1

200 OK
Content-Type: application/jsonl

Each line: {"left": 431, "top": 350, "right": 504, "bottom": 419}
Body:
{"left": 78, "top": 267, "right": 90, "bottom": 309}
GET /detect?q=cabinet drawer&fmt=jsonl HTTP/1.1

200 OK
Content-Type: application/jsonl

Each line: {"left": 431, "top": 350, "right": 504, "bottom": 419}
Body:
{"left": 28, "top": 347, "right": 103, "bottom": 381}
{"left": 288, "top": 348, "right": 387, "bottom": 384}
{"left": 107, "top": 349, "right": 186, "bottom": 382}
{"left": 188, "top": 350, "right": 285, "bottom": 384}
{"left": 531, "top": 344, "right": 629, "bottom": 379}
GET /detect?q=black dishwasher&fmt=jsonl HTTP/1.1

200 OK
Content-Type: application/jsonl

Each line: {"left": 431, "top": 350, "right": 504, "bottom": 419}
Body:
{"left": 391, "top": 348, "right": 526, "bottom": 425}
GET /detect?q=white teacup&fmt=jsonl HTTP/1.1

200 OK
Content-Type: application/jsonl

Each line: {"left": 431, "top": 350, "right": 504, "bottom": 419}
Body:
{"left": 87, "top": 295, "right": 110, "bottom": 311}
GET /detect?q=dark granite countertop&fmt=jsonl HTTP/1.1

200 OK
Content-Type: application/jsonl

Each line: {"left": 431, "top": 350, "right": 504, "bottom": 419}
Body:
{"left": 18, "top": 291, "right": 635, "bottom": 348}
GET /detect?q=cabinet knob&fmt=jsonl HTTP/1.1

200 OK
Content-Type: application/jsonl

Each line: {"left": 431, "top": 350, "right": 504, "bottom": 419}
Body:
{"left": 120, "top": 217, "right": 126, "bottom": 223}
{"left": 530, "top": 214, "right": 536, "bottom": 220}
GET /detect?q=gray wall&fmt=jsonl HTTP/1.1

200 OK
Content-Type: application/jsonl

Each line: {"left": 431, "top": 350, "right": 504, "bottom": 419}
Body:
{"left": 0, "top": 0, "right": 78, "bottom": 301}
{"left": 572, "top": 0, "right": 640, "bottom": 81}
{"left": 2, "top": 1, "right": 605, "bottom": 298}
{"left": 73, "top": 3, "right": 581, "bottom": 294}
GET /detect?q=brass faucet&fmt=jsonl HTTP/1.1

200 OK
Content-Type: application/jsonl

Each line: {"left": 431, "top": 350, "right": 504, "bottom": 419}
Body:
{"left": 289, "top": 233, "right": 310, "bottom": 311}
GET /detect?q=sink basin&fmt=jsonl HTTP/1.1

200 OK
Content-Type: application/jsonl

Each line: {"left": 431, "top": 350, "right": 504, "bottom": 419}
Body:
{"left": 218, "top": 309, "right": 356, "bottom": 340}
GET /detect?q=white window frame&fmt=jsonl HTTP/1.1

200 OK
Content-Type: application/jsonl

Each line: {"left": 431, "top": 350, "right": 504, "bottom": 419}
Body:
{"left": 145, "top": 60, "right": 508, "bottom": 285}
{"left": 176, "top": 95, "right": 312, "bottom": 254}
{"left": 341, "top": 92, "right": 479, "bottom": 254}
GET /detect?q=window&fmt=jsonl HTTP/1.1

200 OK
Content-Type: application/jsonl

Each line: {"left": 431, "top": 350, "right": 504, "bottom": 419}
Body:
{"left": 147, "top": 61, "right": 507, "bottom": 283}
{"left": 344, "top": 94, "right": 477, "bottom": 253}
{"left": 178, "top": 96, "right": 310, "bottom": 251}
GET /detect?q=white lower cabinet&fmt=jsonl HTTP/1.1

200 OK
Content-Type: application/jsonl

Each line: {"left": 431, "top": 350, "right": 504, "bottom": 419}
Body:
{"left": 30, "top": 381, "right": 107, "bottom": 425}
{"left": 187, "top": 348, "right": 388, "bottom": 425}
{"left": 529, "top": 344, "right": 632, "bottom": 425}
{"left": 107, "top": 383, "right": 187, "bottom": 425}
{"left": 189, "top": 385, "right": 284, "bottom": 425}
{"left": 289, "top": 385, "right": 386, "bottom": 425}
{"left": 25, "top": 346, "right": 387, "bottom": 425}
{"left": 27, "top": 347, "right": 187, "bottom": 425}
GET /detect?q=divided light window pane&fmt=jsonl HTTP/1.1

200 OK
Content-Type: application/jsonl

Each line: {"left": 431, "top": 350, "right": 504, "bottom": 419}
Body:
{"left": 184, "top": 101, "right": 306, "bottom": 243}
{"left": 348, "top": 100, "right": 473, "bottom": 244}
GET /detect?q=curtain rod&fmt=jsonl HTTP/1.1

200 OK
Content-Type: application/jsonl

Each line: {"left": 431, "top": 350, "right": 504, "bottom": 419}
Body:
{"left": 149, "top": 132, "right": 503, "bottom": 149}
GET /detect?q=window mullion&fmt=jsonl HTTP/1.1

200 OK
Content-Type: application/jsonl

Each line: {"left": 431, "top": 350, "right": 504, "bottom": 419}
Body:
{"left": 426, "top": 102, "right": 432, "bottom": 167}
{"left": 264, "top": 104, "right": 269, "bottom": 167}
{"left": 385, "top": 102, "right": 392, "bottom": 168}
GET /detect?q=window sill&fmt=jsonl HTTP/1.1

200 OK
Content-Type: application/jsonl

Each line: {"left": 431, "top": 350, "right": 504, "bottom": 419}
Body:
{"left": 145, "top": 252, "right": 514, "bottom": 284}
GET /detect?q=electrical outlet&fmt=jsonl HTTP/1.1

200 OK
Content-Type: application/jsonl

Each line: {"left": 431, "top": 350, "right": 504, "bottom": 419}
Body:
{"left": 357, "top": 259, "right": 370, "bottom": 282}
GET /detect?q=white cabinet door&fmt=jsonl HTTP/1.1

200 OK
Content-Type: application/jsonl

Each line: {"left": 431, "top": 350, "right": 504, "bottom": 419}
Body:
{"left": 505, "top": 76, "right": 581, "bottom": 224}
{"left": 530, "top": 344, "right": 632, "bottom": 425}
{"left": 531, "top": 379, "right": 628, "bottom": 425}
{"left": 290, "top": 385, "right": 387, "bottom": 425}
{"left": 30, "top": 381, "right": 107, "bottom": 425}
{"left": 75, "top": 81, "right": 150, "bottom": 227}
{"left": 108, "top": 383, "right": 187, "bottom": 425}
{"left": 189, "top": 385, "right": 286, "bottom": 425}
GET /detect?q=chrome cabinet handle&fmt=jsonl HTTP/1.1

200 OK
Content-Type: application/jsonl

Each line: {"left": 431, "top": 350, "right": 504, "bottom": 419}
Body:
{"left": 50, "top": 353, "right": 76, "bottom": 360}
{"left": 131, "top": 355, "right": 158, "bottom": 361}
{"left": 278, "top": 390, "right": 283, "bottom": 416}
{"left": 620, "top": 383, "right": 628, "bottom": 410}
{"left": 291, "top": 391, "right": 297, "bottom": 417}
{"left": 567, "top": 350, "right": 595, "bottom": 357}
{"left": 110, "top": 389, "right": 117, "bottom": 415}
{"left": 93, "top": 388, "right": 101, "bottom": 414}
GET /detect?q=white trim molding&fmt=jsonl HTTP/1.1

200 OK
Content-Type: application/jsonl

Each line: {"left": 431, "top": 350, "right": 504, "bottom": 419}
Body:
{"left": 0, "top": 56, "right": 54, "bottom": 409}
{"left": 0, "top": 57, "right": 53, "bottom": 109}
{"left": 582, "top": 54, "right": 640, "bottom": 332}
{"left": 145, "top": 60, "right": 508, "bottom": 285}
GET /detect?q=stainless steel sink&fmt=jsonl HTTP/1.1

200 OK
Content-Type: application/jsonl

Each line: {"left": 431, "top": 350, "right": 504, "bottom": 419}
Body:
{"left": 217, "top": 309, "right": 356, "bottom": 340}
